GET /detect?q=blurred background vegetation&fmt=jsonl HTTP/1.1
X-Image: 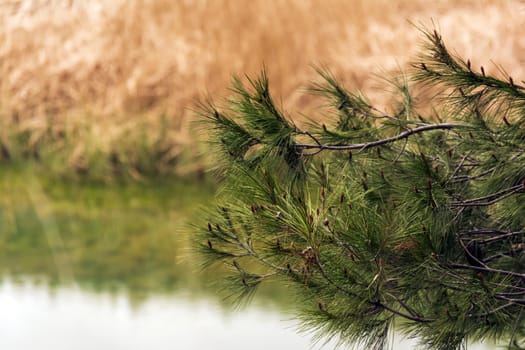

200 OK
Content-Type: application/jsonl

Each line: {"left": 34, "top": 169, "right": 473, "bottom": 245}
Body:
{"left": 1, "top": 0, "right": 523, "bottom": 181}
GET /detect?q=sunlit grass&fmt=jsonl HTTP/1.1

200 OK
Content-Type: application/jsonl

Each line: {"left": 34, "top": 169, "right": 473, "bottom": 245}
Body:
{"left": 0, "top": 0, "right": 523, "bottom": 179}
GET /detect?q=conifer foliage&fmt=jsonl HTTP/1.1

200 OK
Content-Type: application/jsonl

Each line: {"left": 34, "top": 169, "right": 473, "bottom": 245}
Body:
{"left": 196, "top": 29, "right": 525, "bottom": 349}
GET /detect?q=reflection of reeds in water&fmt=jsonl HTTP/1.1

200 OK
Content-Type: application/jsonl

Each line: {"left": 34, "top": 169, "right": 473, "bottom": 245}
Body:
{"left": 26, "top": 179, "right": 75, "bottom": 284}
{"left": 0, "top": 169, "right": 292, "bottom": 306}
{"left": 0, "top": 168, "right": 210, "bottom": 302}
{"left": 0, "top": 0, "right": 523, "bottom": 178}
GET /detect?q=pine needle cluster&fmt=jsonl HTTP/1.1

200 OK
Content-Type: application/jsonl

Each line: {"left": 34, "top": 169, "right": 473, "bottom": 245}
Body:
{"left": 195, "top": 28, "right": 525, "bottom": 350}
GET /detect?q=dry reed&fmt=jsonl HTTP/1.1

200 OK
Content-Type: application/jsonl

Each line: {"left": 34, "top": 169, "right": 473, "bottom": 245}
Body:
{"left": 0, "top": 0, "right": 523, "bottom": 179}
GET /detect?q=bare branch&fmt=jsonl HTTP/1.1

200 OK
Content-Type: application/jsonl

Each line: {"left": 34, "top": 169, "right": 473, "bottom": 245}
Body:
{"left": 294, "top": 123, "right": 465, "bottom": 153}
{"left": 450, "top": 184, "right": 523, "bottom": 207}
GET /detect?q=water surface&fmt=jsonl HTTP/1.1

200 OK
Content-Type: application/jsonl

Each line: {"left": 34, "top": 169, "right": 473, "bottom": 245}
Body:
{"left": 0, "top": 169, "right": 497, "bottom": 349}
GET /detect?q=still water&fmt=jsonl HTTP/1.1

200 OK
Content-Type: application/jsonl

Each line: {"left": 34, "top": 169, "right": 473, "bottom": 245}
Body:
{"left": 0, "top": 170, "right": 495, "bottom": 349}
{"left": 0, "top": 281, "right": 319, "bottom": 350}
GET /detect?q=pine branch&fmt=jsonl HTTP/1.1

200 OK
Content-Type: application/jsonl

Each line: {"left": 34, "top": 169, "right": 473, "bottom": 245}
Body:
{"left": 196, "top": 26, "right": 525, "bottom": 350}
{"left": 450, "top": 183, "right": 524, "bottom": 207}
{"left": 296, "top": 123, "right": 464, "bottom": 153}
{"left": 412, "top": 28, "right": 525, "bottom": 116}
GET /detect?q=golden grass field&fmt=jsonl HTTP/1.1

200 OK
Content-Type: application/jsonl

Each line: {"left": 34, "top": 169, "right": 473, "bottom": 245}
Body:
{"left": 0, "top": 0, "right": 524, "bottom": 179}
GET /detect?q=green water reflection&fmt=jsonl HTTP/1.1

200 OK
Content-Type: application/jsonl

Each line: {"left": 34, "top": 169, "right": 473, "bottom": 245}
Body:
{"left": 0, "top": 168, "right": 283, "bottom": 306}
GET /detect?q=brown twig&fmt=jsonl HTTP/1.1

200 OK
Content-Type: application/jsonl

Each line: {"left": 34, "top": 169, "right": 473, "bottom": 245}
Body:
{"left": 295, "top": 123, "right": 465, "bottom": 153}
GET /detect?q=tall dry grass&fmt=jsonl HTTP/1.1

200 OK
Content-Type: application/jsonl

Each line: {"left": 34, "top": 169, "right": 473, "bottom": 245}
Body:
{"left": 0, "top": 0, "right": 523, "bottom": 179}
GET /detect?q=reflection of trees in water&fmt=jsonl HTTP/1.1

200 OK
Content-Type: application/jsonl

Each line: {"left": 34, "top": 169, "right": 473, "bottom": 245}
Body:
{"left": 0, "top": 171, "right": 292, "bottom": 307}
{"left": 0, "top": 174, "right": 187, "bottom": 300}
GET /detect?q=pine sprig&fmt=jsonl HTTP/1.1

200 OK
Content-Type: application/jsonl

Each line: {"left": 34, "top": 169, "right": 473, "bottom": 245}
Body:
{"left": 196, "top": 27, "right": 525, "bottom": 350}
{"left": 412, "top": 28, "right": 525, "bottom": 118}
